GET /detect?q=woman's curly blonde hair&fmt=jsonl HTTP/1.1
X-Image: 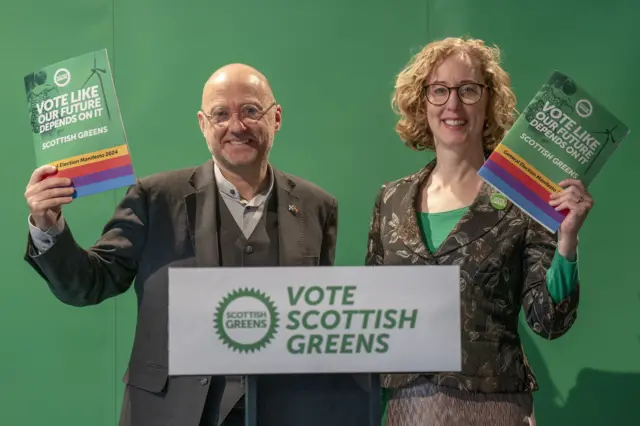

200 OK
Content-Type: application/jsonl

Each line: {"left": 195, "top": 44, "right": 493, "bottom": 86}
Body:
{"left": 392, "top": 37, "right": 517, "bottom": 152}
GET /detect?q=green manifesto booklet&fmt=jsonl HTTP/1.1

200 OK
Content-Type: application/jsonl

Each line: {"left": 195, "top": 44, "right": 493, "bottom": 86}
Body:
{"left": 25, "top": 48, "right": 135, "bottom": 197}
{"left": 478, "top": 70, "right": 629, "bottom": 232}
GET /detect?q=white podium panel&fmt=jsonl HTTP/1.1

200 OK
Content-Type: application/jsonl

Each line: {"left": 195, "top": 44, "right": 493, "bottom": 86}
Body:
{"left": 168, "top": 265, "right": 461, "bottom": 376}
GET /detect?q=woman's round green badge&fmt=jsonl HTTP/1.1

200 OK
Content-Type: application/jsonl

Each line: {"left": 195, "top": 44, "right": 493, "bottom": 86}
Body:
{"left": 490, "top": 193, "right": 508, "bottom": 210}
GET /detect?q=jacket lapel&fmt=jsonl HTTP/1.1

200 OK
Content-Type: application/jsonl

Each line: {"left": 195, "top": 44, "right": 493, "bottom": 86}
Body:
{"left": 184, "top": 160, "right": 220, "bottom": 267}
{"left": 434, "top": 181, "right": 512, "bottom": 258}
{"left": 397, "top": 160, "right": 513, "bottom": 260}
{"left": 274, "top": 170, "right": 304, "bottom": 266}
{"left": 395, "top": 166, "right": 434, "bottom": 263}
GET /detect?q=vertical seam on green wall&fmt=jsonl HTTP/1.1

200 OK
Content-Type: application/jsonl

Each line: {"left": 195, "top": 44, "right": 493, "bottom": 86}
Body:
{"left": 112, "top": 0, "right": 117, "bottom": 424}
{"left": 426, "top": 0, "right": 431, "bottom": 42}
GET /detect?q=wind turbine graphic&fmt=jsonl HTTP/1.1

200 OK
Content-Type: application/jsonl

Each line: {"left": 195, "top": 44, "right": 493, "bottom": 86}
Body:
{"left": 81, "top": 52, "right": 111, "bottom": 119}
{"left": 583, "top": 124, "right": 618, "bottom": 176}
{"left": 593, "top": 124, "right": 618, "bottom": 145}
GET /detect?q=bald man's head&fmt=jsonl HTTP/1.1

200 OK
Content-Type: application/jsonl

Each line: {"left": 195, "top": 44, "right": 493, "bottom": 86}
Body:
{"left": 201, "top": 63, "right": 274, "bottom": 109}
{"left": 197, "top": 63, "right": 282, "bottom": 176}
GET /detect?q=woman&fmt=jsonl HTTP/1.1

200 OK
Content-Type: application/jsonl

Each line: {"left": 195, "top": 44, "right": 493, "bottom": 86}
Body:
{"left": 366, "top": 37, "right": 593, "bottom": 425}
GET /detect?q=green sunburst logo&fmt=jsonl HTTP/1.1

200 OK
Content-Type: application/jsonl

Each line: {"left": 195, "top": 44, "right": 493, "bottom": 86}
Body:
{"left": 213, "top": 288, "right": 279, "bottom": 353}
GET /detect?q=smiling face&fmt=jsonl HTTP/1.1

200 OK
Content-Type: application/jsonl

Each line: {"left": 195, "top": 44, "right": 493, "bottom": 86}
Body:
{"left": 197, "top": 65, "right": 282, "bottom": 173}
{"left": 425, "top": 53, "right": 489, "bottom": 151}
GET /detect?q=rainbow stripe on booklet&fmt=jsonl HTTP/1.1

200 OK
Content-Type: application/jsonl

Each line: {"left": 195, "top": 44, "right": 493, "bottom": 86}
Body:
{"left": 50, "top": 144, "right": 135, "bottom": 198}
{"left": 479, "top": 145, "right": 568, "bottom": 232}
{"left": 478, "top": 70, "right": 629, "bottom": 233}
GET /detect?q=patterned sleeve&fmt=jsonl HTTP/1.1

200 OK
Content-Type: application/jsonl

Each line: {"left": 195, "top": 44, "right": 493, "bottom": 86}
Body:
{"left": 521, "top": 215, "right": 580, "bottom": 340}
{"left": 365, "top": 185, "right": 385, "bottom": 266}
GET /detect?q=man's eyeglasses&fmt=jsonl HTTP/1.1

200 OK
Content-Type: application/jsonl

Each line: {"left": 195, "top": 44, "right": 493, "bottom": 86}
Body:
{"left": 424, "top": 83, "right": 490, "bottom": 106}
{"left": 201, "top": 101, "right": 276, "bottom": 126}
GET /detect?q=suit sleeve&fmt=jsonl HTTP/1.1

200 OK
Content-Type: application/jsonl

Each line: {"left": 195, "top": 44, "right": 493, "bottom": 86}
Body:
{"left": 365, "top": 185, "right": 385, "bottom": 266}
{"left": 24, "top": 180, "right": 148, "bottom": 307}
{"left": 319, "top": 197, "right": 338, "bottom": 266}
{"left": 521, "top": 215, "right": 580, "bottom": 340}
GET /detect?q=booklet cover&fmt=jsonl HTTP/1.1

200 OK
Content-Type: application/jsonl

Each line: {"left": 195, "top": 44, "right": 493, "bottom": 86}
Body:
{"left": 478, "top": 70, "right": 629, "bottom": 233}
{"left": 24, "top": 48, "right": 134, "bottom": 198}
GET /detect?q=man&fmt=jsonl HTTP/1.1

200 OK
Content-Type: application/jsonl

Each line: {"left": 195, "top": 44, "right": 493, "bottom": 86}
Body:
{"left": 23, "top": 64, "right": 372, "bottom": 426}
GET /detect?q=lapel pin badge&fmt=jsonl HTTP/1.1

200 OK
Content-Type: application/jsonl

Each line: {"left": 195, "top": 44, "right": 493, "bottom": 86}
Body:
{"left": 288, "top": 204, "right": 299, "bottom": 215}
{"left": 490, "top": 193, "right": 507, "bottom": 210}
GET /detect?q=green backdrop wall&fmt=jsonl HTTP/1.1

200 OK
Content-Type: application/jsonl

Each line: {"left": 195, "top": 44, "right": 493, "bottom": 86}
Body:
{"left": 1, "top": 0, "right": 638, "bottom": 424}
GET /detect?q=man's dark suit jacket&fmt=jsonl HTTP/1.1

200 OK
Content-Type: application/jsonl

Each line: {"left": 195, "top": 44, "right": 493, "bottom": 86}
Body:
{"left": 24, "top": 159, "right": 371, "bottom": 426}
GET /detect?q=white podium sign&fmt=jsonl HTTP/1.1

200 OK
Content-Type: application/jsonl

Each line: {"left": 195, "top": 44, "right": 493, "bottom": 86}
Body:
{"left": 168, "top": 265, "right": 461, "bottom": 376}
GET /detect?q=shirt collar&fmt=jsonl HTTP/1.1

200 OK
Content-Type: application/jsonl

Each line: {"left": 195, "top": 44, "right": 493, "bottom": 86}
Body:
{"left": 213, "top": 161, "right": 274, "bottom": 206}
